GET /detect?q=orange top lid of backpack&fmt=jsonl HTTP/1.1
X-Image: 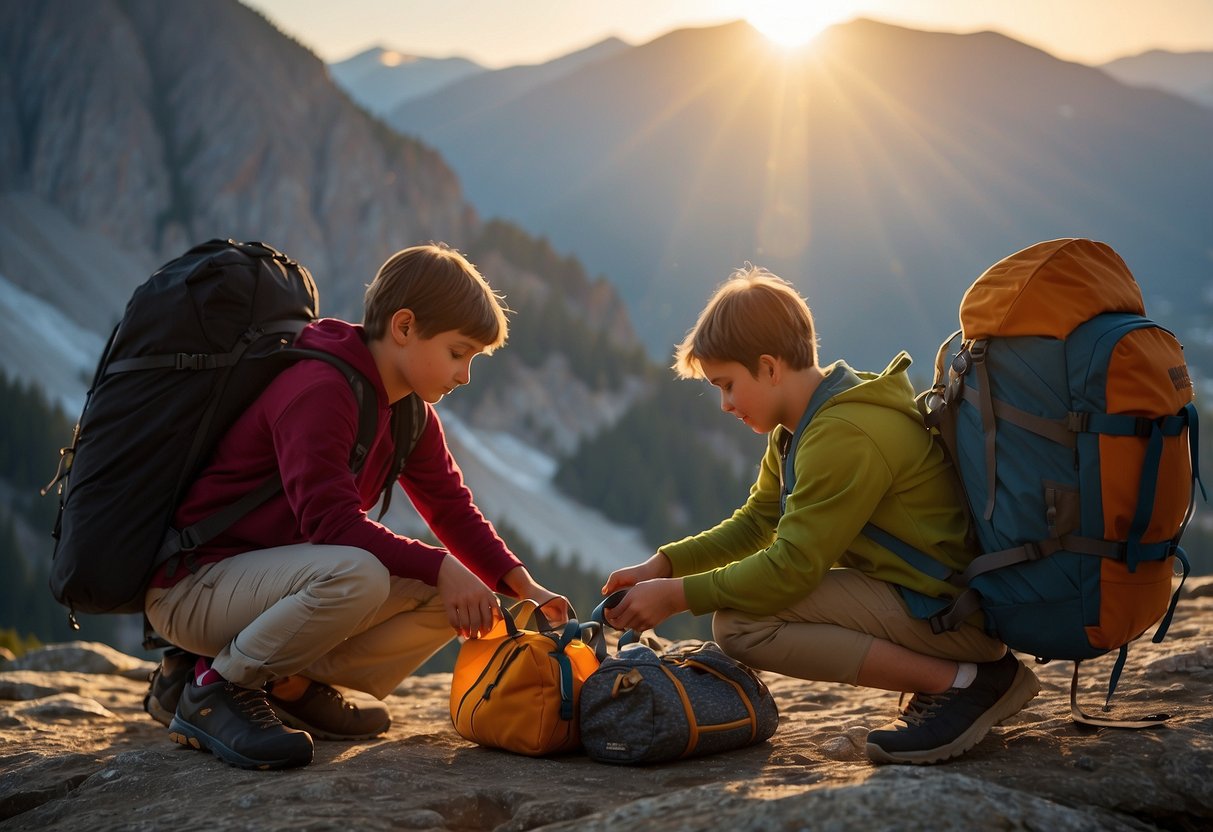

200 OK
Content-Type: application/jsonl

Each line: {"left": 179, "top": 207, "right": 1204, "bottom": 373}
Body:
{"left": 960, "top": 238, "right": 1146, "bottom": 340}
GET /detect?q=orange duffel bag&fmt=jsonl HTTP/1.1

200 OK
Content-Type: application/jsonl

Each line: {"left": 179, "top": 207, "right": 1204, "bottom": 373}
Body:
{"left": 450, "top": 600, "right": 600, "bottom": 756}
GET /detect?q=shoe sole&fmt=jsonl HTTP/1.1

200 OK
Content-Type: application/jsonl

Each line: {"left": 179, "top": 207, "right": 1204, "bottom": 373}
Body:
{"left": 168, "top": 715, "right": 313, "bottom": 770}
{"left": 866, "top": 661, "right": 1041, "bottom": 765}
{"left": 144, "top": 695, "right": 176, "bottom": 728}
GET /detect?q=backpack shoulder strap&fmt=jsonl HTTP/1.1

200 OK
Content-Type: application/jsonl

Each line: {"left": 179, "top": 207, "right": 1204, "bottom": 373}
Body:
{"left": 374, "top": 393, "right": 429, "bottom": 521}
{"left": 779, "top": 365, "right": 864, "bottom": 514}
{"left": 284, "top": 349, "right": 380, "bottom": 472}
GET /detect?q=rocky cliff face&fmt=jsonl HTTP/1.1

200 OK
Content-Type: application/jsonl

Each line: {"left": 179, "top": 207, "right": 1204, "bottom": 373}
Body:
{"left": 0, "top": 0, "right": 652, "bottom": 453}
{"left": 1, "top": 0, "right": 472, "bottom": 321}
{"left": 2, "top": 577, "right": 1211, "bottom": 831}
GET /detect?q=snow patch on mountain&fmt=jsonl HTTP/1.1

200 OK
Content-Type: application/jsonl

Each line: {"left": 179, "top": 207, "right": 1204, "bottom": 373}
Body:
{"left": 0, "top": 273, "right": 101, "bottom": 414}
{"left": 423, "top": 413, "right": 650, "bottom": 575}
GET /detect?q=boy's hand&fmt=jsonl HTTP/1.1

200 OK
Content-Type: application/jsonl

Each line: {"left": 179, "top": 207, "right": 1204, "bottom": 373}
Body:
{"left": 437, "top": 555, "right": 501, "bottom": 639}
{"left": 604, "top": 578, "right": 687, "bottom": 633}
{"left": 530, "top": 589, "right": 572, "bottom": 628}
{"left": 602, "top": 551, "right": 672, "bottom": 595}
{"left": 500, "top": 565, "right": 571, "bottom": 626}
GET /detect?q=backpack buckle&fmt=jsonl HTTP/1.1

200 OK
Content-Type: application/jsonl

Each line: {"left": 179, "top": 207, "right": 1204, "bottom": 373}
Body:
{"left": 178, "top": 527, "right": 202, "bottom": 552}
{"left": 951, "top": 350, "right": 971, "bottom": 375}
{"left": 1133, "top": 417, "right": 1154, "bottom": 437}
{"left": 1022, "top": 541, "right": 1043, "bottom": 561}
{"left": 175, "top": 353, "right": 207, "bottom": 370}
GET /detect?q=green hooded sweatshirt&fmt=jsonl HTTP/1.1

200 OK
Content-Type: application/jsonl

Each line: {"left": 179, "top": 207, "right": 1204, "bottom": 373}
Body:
{"left": 663, "top": 352, "right": 972, "bottom": 617}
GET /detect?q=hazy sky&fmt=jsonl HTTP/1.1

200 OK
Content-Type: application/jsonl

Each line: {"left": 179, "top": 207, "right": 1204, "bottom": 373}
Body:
{"left": 243, "top": 0, "right": 1213, "bottom": 67}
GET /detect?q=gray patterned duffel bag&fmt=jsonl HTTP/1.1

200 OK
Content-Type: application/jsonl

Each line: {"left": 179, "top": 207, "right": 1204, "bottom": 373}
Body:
{"left": 579, "top": 593, "right": 779, "bottom": 764}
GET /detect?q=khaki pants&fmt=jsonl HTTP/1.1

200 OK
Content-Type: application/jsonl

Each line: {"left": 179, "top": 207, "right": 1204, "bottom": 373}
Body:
{"left": 712, "top": 568, "right": 1005, "bottom": 685}
{"left": 145, "top": 544, "right": 452, "bottom": 699}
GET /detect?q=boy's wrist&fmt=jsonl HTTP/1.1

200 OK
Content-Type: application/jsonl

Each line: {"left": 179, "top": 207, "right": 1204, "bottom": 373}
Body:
{"left": 650, "top": 550, "right": 673, "bottom": 578}
{"left": 501, "top": 565, "right": 540, "bottom": 598}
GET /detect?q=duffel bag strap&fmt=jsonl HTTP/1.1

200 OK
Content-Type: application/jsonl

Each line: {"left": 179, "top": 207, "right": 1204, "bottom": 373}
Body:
{"left": 589, "top": 590, "right": 665, "bottom": 659}
{"left": 590, "top": 590, "right": 635, "bottom": 660}
{"left": 677, "top": 658, "right": 760, "bottom": 745}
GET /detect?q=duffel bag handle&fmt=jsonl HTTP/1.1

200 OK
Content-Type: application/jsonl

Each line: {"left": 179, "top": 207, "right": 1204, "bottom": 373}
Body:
{"left": 501, "top": 599, "right": 542, "bottom": 636}
{"left": 589, "top": 590, "right": 642, "bottom": 660}
{"left": 502, "top": 599, "right": 600, "bottom": 649}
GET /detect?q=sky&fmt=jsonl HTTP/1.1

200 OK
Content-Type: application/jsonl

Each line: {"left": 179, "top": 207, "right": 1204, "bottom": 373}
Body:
{"left": 242, "top": 0, "right": 1213, "bottom": 68}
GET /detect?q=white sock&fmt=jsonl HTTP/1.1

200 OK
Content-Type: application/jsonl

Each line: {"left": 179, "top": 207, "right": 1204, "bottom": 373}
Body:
{"left": 951, "top": 662, "right": 978, "bottom": 689}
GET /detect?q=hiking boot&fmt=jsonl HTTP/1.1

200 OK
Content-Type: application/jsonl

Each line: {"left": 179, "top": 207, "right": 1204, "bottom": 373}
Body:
{"left": 268, "top": 679, "right": 391, "bottom": 741}
{"left": 143, "top": 648, "right": 198, "bottom": 727}
{"left": 865, "top": 651, "right": 1040, "bottom": 765}
{"left": 169, "top": 681, "right": 314, "bottom": 770}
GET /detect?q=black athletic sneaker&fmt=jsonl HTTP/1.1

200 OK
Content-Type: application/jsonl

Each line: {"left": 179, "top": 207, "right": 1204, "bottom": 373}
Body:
{"left": 268, "top": 680, "right": 391, "bottom": 741}
{"left": 143, "top": 648, "right": 198, "bottom": 727}
{"left": 169, "top": 681, "right": 314, "bottom": 770}
{"left": 865, "top": 651, "right": 1041, "bottom": 765}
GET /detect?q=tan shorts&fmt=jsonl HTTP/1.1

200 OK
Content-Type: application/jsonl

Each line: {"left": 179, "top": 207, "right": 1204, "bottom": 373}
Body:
{"left": 712, "top": 567, "right": 1005, "bottom": 685}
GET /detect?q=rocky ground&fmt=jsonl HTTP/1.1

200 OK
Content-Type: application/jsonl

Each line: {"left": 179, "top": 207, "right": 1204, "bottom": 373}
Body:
{"left": 2, "top": 577, "right": 1212, "bottom": 832}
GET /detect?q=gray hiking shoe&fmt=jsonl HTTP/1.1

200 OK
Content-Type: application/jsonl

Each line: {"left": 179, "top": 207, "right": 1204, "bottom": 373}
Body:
{"left": 268, "top": 679, "right": 391, "bottom": 741}
{"left": 143, "top": 648, "right": 197, "bottom": 727}
{"left": 865, "top": 651, "right": 1040, "bottom": 765}
{"left": 169, "top": 681, "right": 314, "bottom": 770}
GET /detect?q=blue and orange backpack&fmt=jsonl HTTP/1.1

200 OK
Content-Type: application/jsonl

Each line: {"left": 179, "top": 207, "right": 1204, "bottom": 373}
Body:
{"left": 883, "top": 238, "right": 1203, "bottom": 727}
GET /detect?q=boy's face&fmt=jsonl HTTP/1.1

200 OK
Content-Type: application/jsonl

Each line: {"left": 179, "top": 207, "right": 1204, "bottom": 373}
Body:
{"left": 698, "top": 357, "right": 782, "bottom": 434}
{"left": 400, "top": 328, "right": 488, "bottom": 404}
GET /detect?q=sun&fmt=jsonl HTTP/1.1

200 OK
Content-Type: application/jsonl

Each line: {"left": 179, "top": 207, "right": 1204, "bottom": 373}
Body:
{"left": 745, "top": 1, "right": 855, "bottom": 48}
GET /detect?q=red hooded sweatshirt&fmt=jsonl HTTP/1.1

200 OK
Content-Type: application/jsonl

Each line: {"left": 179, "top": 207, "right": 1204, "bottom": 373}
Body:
{"left": 154, "top": 318, "right": 522, "bottom": 590}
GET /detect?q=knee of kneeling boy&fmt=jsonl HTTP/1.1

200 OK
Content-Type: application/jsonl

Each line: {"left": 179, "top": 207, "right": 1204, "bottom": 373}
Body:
{"left": 711, "top": 608, "right": 766, "bottom": 662}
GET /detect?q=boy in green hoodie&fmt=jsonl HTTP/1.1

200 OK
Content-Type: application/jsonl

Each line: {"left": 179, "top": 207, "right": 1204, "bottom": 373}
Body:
{"left": 602, "top": 266, "right": 1040, "bottom": 765}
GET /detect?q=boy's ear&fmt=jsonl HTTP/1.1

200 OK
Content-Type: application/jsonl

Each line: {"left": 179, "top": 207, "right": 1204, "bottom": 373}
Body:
{"left": 389, "top": 309, "right": 415, "bottom": 345}
{"left": 759, "top": 354, "right": 781, "bottom": 384}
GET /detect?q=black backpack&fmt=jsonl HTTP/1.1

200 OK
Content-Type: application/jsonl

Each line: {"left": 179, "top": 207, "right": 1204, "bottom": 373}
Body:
{"left": 44, "top": 239, "right": 426, "bottom": 627}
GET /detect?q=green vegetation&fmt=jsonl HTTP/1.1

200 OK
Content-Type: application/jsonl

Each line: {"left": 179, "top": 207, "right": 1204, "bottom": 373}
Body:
{"left": 0, "top": 627, "right": 41, "bottom": 658}
{"left": 0, "top": 372, "right": 74, "bottom": 529}
{"left": 463, "top": 219, "right": 651, "bottom": 396}
{"left": 0, "top": 371, "right": 128, "bottom": 647}
{"left": 555, "top": 377, "right": 760, "bottom": 548}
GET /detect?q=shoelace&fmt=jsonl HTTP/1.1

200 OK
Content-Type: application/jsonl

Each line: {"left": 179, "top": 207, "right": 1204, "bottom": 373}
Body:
{"left": 311, "top": 683, "right": 357, "bottom": 713}
{"left": 229, "top": 685, "right": 286, "bottom": 728}
{"left": 896, "top": 690, "right": 956, "bottom": 728}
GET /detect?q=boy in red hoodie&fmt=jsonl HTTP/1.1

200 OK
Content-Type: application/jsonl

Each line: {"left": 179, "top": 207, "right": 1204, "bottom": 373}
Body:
{"left": 144, "top": 243, "right": 568, "bottom": 770}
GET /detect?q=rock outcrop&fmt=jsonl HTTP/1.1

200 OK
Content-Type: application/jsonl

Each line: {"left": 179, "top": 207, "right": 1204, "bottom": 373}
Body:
{"left": 0, "top": 0, "right": 471, "bottom": 324}
{"left": 2, "top": 577, "right": 1212, "bottom": 831}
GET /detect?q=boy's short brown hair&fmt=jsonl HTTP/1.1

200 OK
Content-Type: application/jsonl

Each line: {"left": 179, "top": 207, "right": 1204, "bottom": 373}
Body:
{"left": 363, "top": 243, "right": 509, "bottom": 351}
{"left": 674, "top": 265, "right": 817, "bottom": 379}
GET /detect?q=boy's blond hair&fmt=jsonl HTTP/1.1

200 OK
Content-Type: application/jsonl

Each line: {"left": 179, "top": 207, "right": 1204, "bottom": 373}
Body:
{"left": 674, "top": 265, "right": 818, "bottom": 379}
{"left": 363, "top": 243, "right": 509, "bottom": 351}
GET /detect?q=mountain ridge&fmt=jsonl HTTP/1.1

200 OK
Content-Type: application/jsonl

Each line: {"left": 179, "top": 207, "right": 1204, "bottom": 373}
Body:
{"left": 1100, "top": 49, "right": 1213, "bottom": 108}
{"left": 391, "top": 18, "right": 1213, "bottom": 377}
{"left": 329, "top": 47, "right": 487, "bottom": 116}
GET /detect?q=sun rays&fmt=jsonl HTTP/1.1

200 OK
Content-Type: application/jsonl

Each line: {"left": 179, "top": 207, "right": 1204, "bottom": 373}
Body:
{"left": 744, "top": 1, "right": 857, "bottom": 49}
